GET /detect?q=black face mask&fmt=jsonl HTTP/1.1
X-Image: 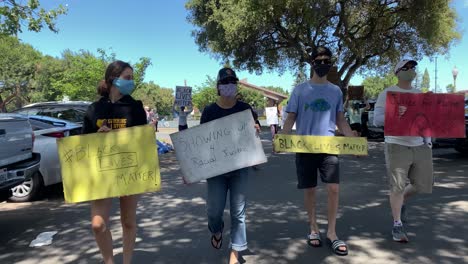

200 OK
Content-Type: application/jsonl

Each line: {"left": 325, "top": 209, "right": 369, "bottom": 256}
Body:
{"left": 313, "top": 64, "right": 331, "bottom": 77}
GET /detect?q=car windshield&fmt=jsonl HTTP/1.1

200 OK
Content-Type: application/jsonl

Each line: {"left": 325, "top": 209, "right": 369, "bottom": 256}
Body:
{"left": 14, "top": 106, "right": 87, "bottom": 123}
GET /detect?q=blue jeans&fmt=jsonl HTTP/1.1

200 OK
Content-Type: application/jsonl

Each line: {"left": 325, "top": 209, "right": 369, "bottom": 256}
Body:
{"left": 206, "top": 168, "right": 248, "bottom": 251}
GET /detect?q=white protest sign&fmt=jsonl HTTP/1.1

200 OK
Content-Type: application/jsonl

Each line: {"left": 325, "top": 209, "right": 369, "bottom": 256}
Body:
{"left": 175, "top": 86, "right": 192, "bottom": 106}
{"left": 266, "top": 107, "right": 279, "bottom": 125}
{"left": 170, "top": 110, "right": 267, "bottom": 183}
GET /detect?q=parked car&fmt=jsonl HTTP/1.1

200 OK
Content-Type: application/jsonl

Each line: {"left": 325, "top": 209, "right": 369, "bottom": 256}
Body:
{"left": 434, "top": 99, "right": 468, "bottom": 154}
{"left": 0, "top": 114, "right": 41, "bottom": 202}
{"left": 12, "top": 101, "right": 91, "bottom": 124}
{"left": 9, "top": 115, "right": 82, "bottom": 202}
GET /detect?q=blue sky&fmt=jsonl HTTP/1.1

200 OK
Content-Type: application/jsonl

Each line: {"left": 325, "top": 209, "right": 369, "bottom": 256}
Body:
{"left": 18, "top": 0, "right": 468, "bottom": 93}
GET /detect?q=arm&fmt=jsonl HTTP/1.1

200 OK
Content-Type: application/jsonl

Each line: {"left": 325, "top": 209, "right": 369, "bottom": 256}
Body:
{"left": 281, "top": 112, "right": 297, "bottom": 134}
{"left": 336, "top": 111, "right": 356, "bottom": 137}
{"left": 364, "top": 100, "right": 371, "bottom": 111}
{"left": 81, "top": 105, "right": 95, "bottom": 134}
{"left": 343, "top": 98, "right": 349, "bottom": 109}
{"left": 173, "top": 104, "right": 179, "bottom": 113}
{"left": 185, "top": 105, "right": 193, "bottom": 113}
{"left": 373, "top": 92, "right": 386, "bottom": 126}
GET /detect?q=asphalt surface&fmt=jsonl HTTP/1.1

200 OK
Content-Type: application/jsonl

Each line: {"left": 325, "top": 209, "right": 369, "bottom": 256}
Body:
{"left": 0, "top": 129, "right": 467, "bottom": 264}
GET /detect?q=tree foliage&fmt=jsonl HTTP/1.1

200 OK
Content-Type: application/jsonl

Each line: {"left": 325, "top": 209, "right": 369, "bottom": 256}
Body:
{"left": 0, "top": 0, "right": 67, "bottom": 36}
{"left": 132, "top": 81, "right": 175, "bottom": 117}
{"left": 186, "top": 0, "right": 460, "bottom": 87}
{"left": 362, "top": 73, "right": 397, "bottom": 99}
{"left": 0, "top": 36, "right": 153, "bottom": 111}
{"left": 421, "top": 68, "right": 430, "bottom": 92}
{"left": 0, "top": 35, "right": 41, "bottom": 110}
{"left": 446, "top": 83, "right": 454, "bottom": 93}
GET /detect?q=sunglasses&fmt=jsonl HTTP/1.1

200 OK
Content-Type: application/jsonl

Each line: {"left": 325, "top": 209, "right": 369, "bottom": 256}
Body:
{"left": 219, "top": 79, "right": 238, "bottom": 85}
{"left": 313, "top": 59, "right": 332, "bottom": 65}
{"left": 399, "top": 65, "right": 417, "bottom": 71}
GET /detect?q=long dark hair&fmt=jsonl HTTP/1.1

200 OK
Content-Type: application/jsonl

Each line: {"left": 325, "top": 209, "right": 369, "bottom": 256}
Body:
{"left": 97, "top": 60, "right": 133, "bottom": 97}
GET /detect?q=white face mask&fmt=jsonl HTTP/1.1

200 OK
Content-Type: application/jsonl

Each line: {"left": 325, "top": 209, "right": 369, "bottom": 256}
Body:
{"left": 218, "top": 83, "right": 237, "bottom": 97}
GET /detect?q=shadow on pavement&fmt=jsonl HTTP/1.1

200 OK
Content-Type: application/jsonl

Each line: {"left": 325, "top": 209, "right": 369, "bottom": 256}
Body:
{"left": 0, "top": 132, "right": 467, "bottom": 264}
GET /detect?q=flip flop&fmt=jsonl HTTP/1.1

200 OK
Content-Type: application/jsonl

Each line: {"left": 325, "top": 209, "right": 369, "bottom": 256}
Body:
{"left": 307, "top": 232, "right": 323, "bottom": 247}
{"left": 326, "top": 238, "right": 348, "bottom": 256}
{"left": 211, "top": 233, "right": 223, "bottom": 250}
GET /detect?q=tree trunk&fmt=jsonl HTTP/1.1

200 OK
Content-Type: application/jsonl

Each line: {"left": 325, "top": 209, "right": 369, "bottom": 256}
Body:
{"left": 15, "top": 84, "right": 22, "bottom": 109}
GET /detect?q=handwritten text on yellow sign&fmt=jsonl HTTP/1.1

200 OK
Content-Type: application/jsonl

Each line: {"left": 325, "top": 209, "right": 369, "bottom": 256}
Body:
{"left": 274, "top": 135, "right": 368, "bottom": 155}
{"left": 57, "top": 125, "right": 160, "bottom": 203}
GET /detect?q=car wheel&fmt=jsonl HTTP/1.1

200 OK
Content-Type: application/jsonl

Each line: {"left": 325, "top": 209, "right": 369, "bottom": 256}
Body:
{"left": 9, "top": 172, "right": 44, "bottom": 202}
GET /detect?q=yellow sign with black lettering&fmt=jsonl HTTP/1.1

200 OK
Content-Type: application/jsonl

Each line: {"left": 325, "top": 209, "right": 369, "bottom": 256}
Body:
{"left": 57, "top": 125, "right": 160, "bottom": 203}
{"left": 274, "top": 134, "right": 368, "bottom": 155}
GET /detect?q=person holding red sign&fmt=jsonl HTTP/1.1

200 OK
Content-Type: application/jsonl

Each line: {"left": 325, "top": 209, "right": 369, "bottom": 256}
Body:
{"left": 374, "top": 59, "right": 434, "bottom": 243}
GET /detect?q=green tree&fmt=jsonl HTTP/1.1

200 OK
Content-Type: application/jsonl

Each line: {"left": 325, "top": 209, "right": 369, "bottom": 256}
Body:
{"left": 186, "top": 0, "right": 460, "bottom": 88}
{"left": 132, "top": 81, "right": 175, "bottom": 117}
{"left": 133, "top": 57, "right": 152, "bottom": 90}
{"left": 0, "top": 0, "right": 67, "bottom": 36}
{"left": 446, "top": 84, "right": 455, "bottom": 93}
{"left": 192, "top": 76, "right": 218, "bottom": 112}
{"left": 54, "top": 49, "right": 108, "bottom": 101}
{"left": 362, "top": 73, "right": 398, "bottom": 99}
{"left": 0, "top": 35, "right": 41, "bottom": 111}
{"left": 421, "top": 68, "right": 430, "bottom": 92}
{"left": 29, "top": 55, "right": 66, "bottom": 102}
{"left": 238, "top": 85, "right": 264, "bottom": 109}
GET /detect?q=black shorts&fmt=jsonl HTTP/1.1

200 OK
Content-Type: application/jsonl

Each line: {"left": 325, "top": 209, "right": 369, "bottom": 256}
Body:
{"left": 350, "top": 123, "right": 362, "bottom": 133}
{"left": 179, "top": 125, "right": 188, "bottom": 131}
{"left": 295, "top": 153, "right": 340, "bottom": 189}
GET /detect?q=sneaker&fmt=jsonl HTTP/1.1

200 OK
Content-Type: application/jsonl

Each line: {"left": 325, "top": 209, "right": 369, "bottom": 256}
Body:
{"left": 401, "top": 204, "right": 407, "bottom": 223}
{"left": 392, "top": 225, "right": 409, "bottom": 242}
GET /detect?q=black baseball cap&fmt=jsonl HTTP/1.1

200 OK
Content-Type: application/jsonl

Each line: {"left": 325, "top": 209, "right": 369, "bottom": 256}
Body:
{"left": 217, "top": 67, "right": 239, "bottom": 82}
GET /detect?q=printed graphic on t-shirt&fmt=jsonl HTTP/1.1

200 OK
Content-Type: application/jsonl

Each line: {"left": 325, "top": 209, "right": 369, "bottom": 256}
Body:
{"left": 97, "top": 118, "right": 127, "bottom": 129}
{"left": 304, "top": 98, "right": 331, "bottom": 112}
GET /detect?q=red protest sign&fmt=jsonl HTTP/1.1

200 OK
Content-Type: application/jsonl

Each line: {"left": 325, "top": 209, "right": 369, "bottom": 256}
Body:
{"left": 384, "top": 92, "right": 466, "bottom": 138}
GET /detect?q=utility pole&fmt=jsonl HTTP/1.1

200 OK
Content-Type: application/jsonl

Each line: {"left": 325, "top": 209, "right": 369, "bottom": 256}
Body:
{"left": 434, "top": 56, "right": 438, "bottom": 93}
{"left": 184, "top": 79, "right": 187, "bottom": 86}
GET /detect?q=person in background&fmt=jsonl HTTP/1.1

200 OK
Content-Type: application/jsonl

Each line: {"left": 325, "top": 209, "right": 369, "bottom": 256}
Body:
{"left": 173, "top": 104, "right": 193, "bottom": 131}
{"left": 374, "top": 59, "right": 433, "bottom": 243}
{"left": 344, "top": 97, "right": 370, "bottom": 136}
{"left": 201, "top": 67, "right": 260, "bottom": 264}
{"left": 83, "top": 60, "right": 147, "bottom": 264}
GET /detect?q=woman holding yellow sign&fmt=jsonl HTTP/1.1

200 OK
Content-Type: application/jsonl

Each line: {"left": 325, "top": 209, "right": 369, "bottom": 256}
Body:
{"left": 82, "top": 60, "right": 147, "bottom": 264}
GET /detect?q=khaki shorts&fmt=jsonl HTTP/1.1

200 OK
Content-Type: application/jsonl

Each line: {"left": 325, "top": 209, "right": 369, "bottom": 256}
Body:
{"left": 384, "top": 143, "right": 434, "bottom": 193}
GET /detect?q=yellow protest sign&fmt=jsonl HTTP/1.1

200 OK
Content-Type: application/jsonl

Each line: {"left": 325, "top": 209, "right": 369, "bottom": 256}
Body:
{"left": 274, "top": 134, "right": 368, "bottom": 155}
{"left": 57, "top": 125, "right": 160, "bottom": 203}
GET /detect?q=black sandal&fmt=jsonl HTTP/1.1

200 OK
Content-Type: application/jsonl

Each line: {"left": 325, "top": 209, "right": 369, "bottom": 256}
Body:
{"left": 307, "top": 233, "right": 322, "bottom": 247}
{"left": 211, "top": 233, "right": 223, "bottom": 249}
{"left": 326, "top": 238, "right": 348, "bottom": 256}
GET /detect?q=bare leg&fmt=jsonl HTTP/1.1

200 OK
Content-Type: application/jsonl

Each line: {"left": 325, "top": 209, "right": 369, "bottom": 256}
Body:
{"left": 91, "top": 199, "right": 114, "bottom": 264}
{"left": 403, "top": 184, "right": 417, "bottom": 202}
{"left": 120, "top": 195, "right": 139, "bottom": 264}
{"left": 390, "top": 191, "right": 404, "bottom": 222}
{"left": 304, "top": 188, "right": 320, "bottom": 245}
{"left": 229, "top": 250, "right": 239, "bottom": 264}
{"left": 326, "top": 184, "right": 346, "bottom": 252}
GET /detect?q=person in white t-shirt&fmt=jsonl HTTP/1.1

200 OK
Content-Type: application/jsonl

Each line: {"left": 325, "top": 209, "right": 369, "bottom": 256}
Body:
{"left": 173, "top": 104, "right": 193, "bottom": 131}
{"left": 374, "top": 59, "right": 433, "bottom": 243}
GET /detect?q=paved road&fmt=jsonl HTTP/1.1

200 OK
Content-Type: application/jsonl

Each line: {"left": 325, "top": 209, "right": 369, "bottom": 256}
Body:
{"left": 1, "top": 131, "right": 467, "bottom": 264}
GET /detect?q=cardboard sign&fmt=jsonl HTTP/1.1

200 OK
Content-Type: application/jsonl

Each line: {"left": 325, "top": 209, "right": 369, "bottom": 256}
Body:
{"left": 170, "top": 110, "right": 267, "bottom": 183}
{"left": 274, "top": 134, "right": 368, "bottom": 155}
{"left": 348, "top": 86, "right": 364, "bottom": 100}
{"left": 175, "top": 86, "right": 192, "bottom": 107}
{"left": 384, "top": 92, "right": 465, "bottom": 137}
{"left": 265, "top": 107, "right": 279, "bottom": 125}
{"left": 57, "top": 125, "right": 160, "bottom": 203}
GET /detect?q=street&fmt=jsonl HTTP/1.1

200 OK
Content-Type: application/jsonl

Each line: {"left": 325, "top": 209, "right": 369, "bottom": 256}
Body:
{"left": 1, "top": 130, "right": 467, "bottom": 264}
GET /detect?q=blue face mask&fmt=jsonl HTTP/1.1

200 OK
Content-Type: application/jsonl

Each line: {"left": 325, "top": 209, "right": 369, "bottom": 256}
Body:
{"left": 113, "top": 78, "right": 135, "bottom": 95}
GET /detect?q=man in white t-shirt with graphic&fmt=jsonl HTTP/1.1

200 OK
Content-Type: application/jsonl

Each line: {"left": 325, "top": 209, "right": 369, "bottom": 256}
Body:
{"left": 374, "top": 59, "right": 433, "bottom": 243}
